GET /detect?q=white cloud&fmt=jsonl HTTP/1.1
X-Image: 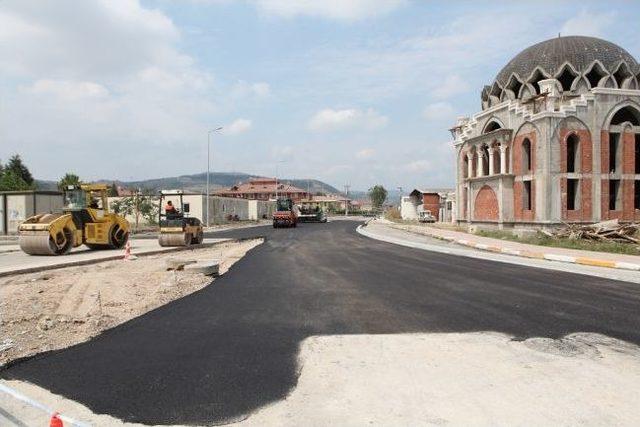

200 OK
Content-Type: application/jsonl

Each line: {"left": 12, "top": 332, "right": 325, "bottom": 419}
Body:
{"left": 356, "top": 148, "right": 375, "bottom": 159}
{"left": 308, "top": 108, "right": 388, "bottom": 132}
{"left": 0, "top": 0, "right": 221, "bottom": 179}
{"left": 406, "top": 159, "right": 432, "bottom": 173}
{"left": 22, "top": 79, "right": 110, "bottom": 100}
{"left": 271, "top": 145, "right": 294, "bottom": 161}
{"left": 299, "top": 10, "right": 544, "bottom": 103}
{"left": 423, "top": 102, "right": 454, "bottom": 121}
{"left": 231, "top": 80, "right": 271, "bottom": 99}
{"left": 224, "top": 118, "right": 253, "bottom": 135}
{"left": 560, "top": 10, "right": 616, "bottom": 37}
{"left": 0, "top": 0, "right": 182, "bottom": 80}
{"left": 431, "top": 75, "right": 470, "bottom": 100}
{"left": 253, "top": 0, "right": 406, "bottom": 21}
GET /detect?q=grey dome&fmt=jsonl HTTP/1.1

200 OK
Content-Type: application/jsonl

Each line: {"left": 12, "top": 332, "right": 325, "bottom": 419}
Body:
{"left": 495, "top": 36, "right": 640, "bottom": 87}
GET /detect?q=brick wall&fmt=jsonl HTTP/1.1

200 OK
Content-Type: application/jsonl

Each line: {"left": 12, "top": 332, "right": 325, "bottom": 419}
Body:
{"left": 423, "top": 194, "right": 441, "bottom": 221}
{"left": 474, "top": 185, "right": 499, "bottom": 221}
{"left": 561, "top": 178, "right": 593, "bottom": 221}
{"left": 623, "top": 131, "right": 636, "bottom": 174}
{"left": 512, "top": 131, "right": 536, "bottom": 221}
{"left": 512, "top": 131, "right": 536, "bottom": 176}
{"left": 559, "top": 129, "right": 593, "bottom": 221}
{"left": 600, "top": 130, "right": 638, "bottom": 221}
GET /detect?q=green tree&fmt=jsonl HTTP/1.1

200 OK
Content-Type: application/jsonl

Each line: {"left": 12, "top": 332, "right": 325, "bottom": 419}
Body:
{"left": 58, "top": 173, "right": 81, "bottom": 190}
{"left": 368, "top": 185, "right": 388, "bottom": 210}
{"left": 0, "top": 169, "right": 31, "bottom": 191}
{"left": 111, "top": 189, "right": 158, "bottom": 232}
{"left": 107, "top": 182, "right": 119, "bottom": 197}
{"left": 5, "top": 155, "right": 34, "bottom": 186}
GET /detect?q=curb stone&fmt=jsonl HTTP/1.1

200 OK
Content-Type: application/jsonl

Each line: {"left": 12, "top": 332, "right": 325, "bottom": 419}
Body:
{"left": 0, "top": 238, "right": 249, "bottom": 278}
{"left": 375, "top": 223, "right": 640, "bottom": 272}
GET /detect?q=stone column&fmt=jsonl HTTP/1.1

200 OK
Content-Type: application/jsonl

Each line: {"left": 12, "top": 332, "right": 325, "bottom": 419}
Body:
{"left": 488, "top": 148, "right": 495, "bottom": 176}
{"left": 476, "top": 148, "right": 483, "bottom": 177}
{"left": 466, "top": 152, "right": 474, "bottom": 178}
{"left": 499, "top": 144, "right": 507, "bottom": 174}
{"left": 538, "top": 79, "right": 560, "bottom": 112}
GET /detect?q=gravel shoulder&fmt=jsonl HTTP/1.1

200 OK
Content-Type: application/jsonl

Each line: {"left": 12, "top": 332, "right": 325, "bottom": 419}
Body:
{"left": 0, "top": 239, "right": 262, "bottom": 366}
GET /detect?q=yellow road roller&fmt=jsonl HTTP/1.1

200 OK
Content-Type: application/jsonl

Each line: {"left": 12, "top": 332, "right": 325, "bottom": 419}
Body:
{"left": 18, "top": 184, "right": 130, "bottom": 255}
{"left": 158, "top": 190, "right": 204, "bottom": 247}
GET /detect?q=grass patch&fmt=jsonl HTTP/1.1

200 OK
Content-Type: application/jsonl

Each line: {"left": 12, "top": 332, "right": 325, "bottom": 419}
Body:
{"left": 476, "top": 229, "right": 640, "bottom": 256}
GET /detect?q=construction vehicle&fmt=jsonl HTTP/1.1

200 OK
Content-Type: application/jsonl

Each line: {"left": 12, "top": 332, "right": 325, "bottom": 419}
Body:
{"left": 158, "top": 190, "right": 204, "bottom": 246}
{"left": 272, "top": 198, "right": 298, "bottom": 228}
{"left": 297, "top": 203, "right": 327, "bottom": 223}
{"left": 18, "top": 184, "right": 130, "bottom": 255}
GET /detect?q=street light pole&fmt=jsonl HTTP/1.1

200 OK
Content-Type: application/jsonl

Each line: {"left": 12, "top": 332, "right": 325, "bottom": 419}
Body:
{"left": 344, "top": 184, "right": 350, "bottom": 216}
{"left": 206, "top": 127, "right": 223, "bottom": 227}
{"left": 275, "top": 160, "right": 286, "bottom": 201}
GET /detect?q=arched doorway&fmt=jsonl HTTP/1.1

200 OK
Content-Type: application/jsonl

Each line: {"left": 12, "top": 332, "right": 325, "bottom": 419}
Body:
{"left": 474, "top": 185, "right": 499, "bottom": 221}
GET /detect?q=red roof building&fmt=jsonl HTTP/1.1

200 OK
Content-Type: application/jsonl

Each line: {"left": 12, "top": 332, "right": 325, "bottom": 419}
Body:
{"left": 213, "top": 178, "right": 309, "bottom": 201}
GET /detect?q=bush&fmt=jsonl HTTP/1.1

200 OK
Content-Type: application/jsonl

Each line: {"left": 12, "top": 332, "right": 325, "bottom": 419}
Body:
{"left": 385, "top": 207, "right": 401, "bottom": 221}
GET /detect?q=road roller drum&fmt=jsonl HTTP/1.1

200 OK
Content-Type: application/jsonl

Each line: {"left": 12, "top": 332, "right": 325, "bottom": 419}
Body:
{"left": 158, "top": 232, "right": 192, "bottom": 247}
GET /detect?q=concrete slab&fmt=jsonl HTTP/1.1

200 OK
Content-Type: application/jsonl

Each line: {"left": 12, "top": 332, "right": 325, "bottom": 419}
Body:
{"left": 183, "top": 261, "right": 220, "bottom": 276}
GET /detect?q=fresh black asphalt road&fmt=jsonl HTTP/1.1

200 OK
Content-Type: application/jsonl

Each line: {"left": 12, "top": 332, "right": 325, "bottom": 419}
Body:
{"left": 3, "top": 220, "right": 640, "bottom": 425}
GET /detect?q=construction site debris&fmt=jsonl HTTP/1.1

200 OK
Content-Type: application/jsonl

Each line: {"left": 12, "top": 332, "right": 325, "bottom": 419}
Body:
{"left": 165, "top": 258, "right": 197, "bottom": 271}
{"left": 184, "top": 261, "right": 220, "bottom": 276}
{"left": 550, "top": 220, "right": 639, "bottom": 243}
{"left": 0, "top": 338, "right": 14, "bottom": 352}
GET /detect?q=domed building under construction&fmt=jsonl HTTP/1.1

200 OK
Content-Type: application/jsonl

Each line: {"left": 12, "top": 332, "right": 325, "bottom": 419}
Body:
{"left": 451, "top": 36, "right": 640, "bottom": 229}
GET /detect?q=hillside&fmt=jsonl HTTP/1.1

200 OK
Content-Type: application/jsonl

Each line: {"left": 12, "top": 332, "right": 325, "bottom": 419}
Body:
{"left": 36, "top": 172, "right": 344, "bottom": 196}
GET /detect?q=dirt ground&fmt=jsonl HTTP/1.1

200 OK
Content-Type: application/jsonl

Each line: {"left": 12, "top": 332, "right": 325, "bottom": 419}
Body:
{"left": 0, "top": 239, "right": 262, "bottom": 366}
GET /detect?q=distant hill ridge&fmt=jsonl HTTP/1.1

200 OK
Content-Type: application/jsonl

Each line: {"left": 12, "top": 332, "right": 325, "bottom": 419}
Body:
{"left": 36, "top": 172, "right": 345, "bottom": 196}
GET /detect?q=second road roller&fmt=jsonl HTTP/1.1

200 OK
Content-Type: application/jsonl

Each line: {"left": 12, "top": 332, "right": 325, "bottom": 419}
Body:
{"left": 18, "top": 184, "right": 130, "bottom": 255}
{"left": 158, "top": 190, "right": 204, "bottom": 247}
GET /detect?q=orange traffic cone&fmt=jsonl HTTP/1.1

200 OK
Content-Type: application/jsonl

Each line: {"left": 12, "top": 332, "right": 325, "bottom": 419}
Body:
{"left": 50, "top": 412, "right": 63, "bottom": 427}
{"left": 123, "top": 240, "right": 131, "bottom": 260}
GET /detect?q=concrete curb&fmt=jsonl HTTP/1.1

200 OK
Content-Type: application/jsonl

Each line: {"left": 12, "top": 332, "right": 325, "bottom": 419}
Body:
{"left": 0, "top": 238, "right": 246, "bottom": 278}
{"left": 375, "top": 223, "right": 640, "bottom": 272}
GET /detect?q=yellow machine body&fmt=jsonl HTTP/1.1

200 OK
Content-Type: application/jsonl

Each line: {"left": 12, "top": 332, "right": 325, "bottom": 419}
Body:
{"left": 18, "top": 184, "right": 130, "bottom": 255}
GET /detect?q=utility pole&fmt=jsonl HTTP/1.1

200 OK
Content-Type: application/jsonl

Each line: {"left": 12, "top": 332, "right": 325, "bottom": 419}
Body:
{"left": 206, "top": 127, "right": 223, "bottom": 227}
{"left": 344, "top": 184, "right": 350, "bottom": 216}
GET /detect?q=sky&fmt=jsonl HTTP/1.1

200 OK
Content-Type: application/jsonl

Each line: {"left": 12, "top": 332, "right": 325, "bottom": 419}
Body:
{"left": 1, "top": 0, "right": 640, "bottom": 191}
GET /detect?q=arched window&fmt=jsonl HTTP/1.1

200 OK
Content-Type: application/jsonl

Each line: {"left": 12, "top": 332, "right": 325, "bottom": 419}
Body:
{"left": 557, "top": 65, "right": 578, "bottom": 92}
{"left": 483, "top": 120, "right": 502, "bottom": 134}
{"left": 492, "top": 144, "right": 500, "bottom": 174}
{"left": 610, "top": 106, "right": 640, "bottom": 126}
{"left": 522, "top": 138, "right": 532, "bottom": 173}
{"left": 463, "top": 154, "right": 469, "bottom": 178}
{"left": 528, "top": 69, "right": 546, "bottom": 95}
{"left": 566, "top": 134, "right": 580, "bottom": 173}
{"left": 585, "top": 62, "right": 606, "bottom": 89}
{"left": 482, "top": 145, "right": 490, "bottom": 176}
{"left": 505, "top": 75, "right": 523, "bottom": 100}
